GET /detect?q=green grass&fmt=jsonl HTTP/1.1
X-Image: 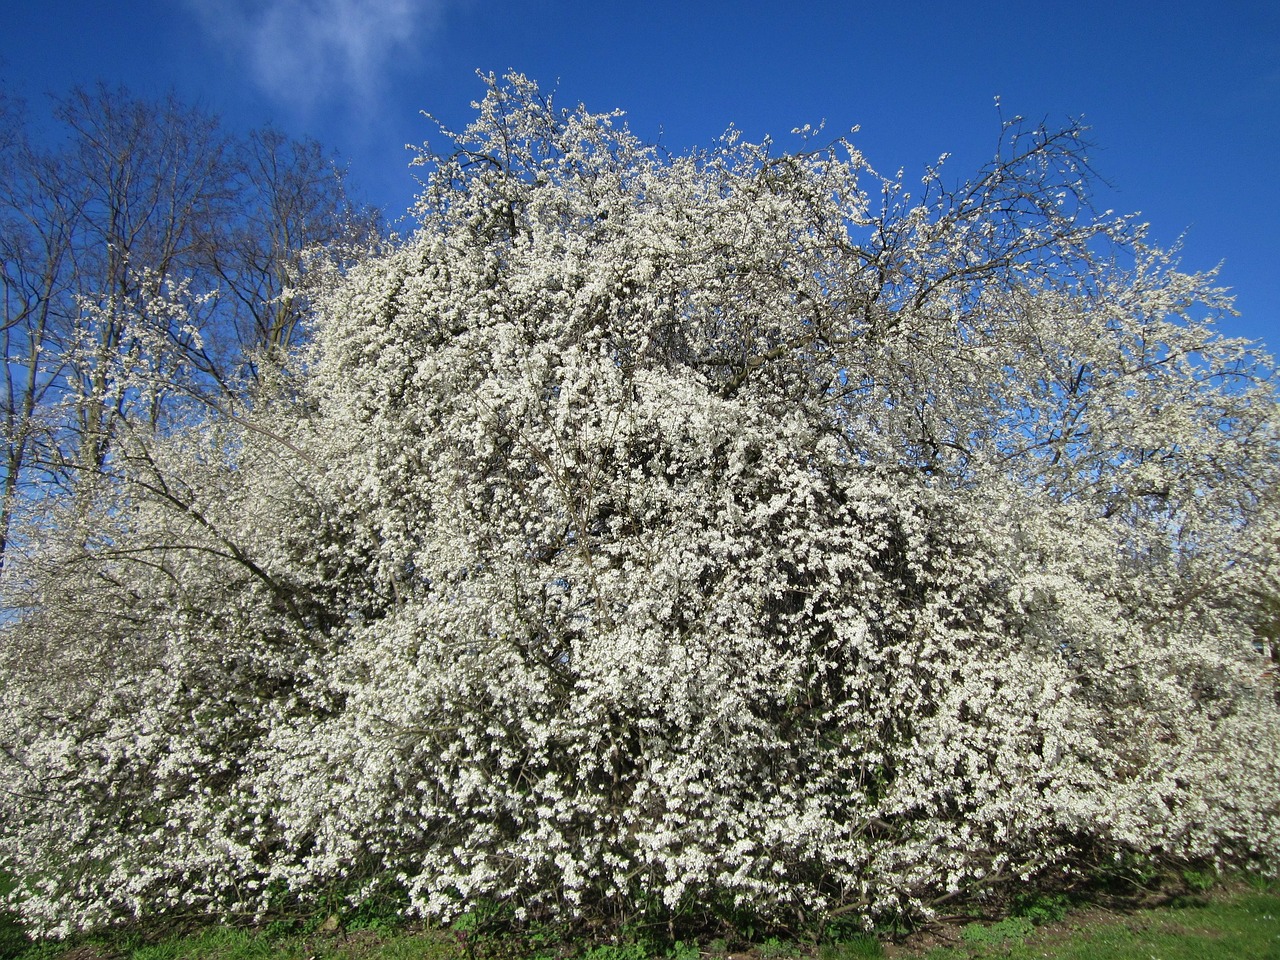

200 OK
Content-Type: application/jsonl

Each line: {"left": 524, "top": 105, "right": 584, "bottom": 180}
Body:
{"left": 0, "top": 873, "right": 30, "bottom": 960}
{"left": 2, "top": 885, "right": 1278, "bottom": 960}
{"left": 0, "top": 921, "right": 467, "bottom": 960}
{"left": 920, "top": 888, "right": 1280, "bottom": 959}
{"left": 818, "top": 936, "right": 884, "bottom": 959}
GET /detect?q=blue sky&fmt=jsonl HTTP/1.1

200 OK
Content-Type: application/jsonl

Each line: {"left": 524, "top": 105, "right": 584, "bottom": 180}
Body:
{"left": 4, "top": 0, "right": 1278, "bottom": 351}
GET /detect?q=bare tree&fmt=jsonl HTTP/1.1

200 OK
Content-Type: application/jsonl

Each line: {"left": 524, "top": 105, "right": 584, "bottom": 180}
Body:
{"left": 0, "top": 84, "right": 379, "bottom": 569}
{"left": 209, "top": 127, "right": 382, "bottom": 378}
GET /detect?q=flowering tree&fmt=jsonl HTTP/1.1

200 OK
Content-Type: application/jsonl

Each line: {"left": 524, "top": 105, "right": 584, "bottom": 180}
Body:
{"left": 2, "top": 73, "right": 1277, "bottom": 937}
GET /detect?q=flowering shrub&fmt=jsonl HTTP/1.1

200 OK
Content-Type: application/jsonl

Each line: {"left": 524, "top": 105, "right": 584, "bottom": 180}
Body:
{"left": 2, "top": 73, "right": 1278, "bottom": 936}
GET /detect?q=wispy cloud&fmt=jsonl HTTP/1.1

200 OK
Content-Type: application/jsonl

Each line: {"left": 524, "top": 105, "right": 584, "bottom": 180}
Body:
{"left": 183, "top": 0, "right": 446, "bottom": 113}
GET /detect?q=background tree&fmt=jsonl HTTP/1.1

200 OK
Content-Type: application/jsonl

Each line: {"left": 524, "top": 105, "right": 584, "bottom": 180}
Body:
{"left": 0, "top": 83, "right": 379, "bottom": 570}
{"left": 206, "top": 125, "right": 385, "bottom": 382}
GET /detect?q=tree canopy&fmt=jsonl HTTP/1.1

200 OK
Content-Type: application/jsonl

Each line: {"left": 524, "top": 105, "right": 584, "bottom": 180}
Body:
{"left": 2, "top": 73, "right": 1278, "bottom": 937}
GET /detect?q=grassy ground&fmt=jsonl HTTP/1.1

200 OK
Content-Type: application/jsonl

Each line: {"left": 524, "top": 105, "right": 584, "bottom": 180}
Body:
{"left": 892, "top": 883, "right": 1280, "bottom": 959}
{"left": 2, "top": 881, "right": 1278, "bottom": 960}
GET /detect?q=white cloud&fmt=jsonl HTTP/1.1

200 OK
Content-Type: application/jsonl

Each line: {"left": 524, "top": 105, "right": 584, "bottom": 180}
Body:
{"left": 183, "top": 0, "right": 446, "bottom": 112}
